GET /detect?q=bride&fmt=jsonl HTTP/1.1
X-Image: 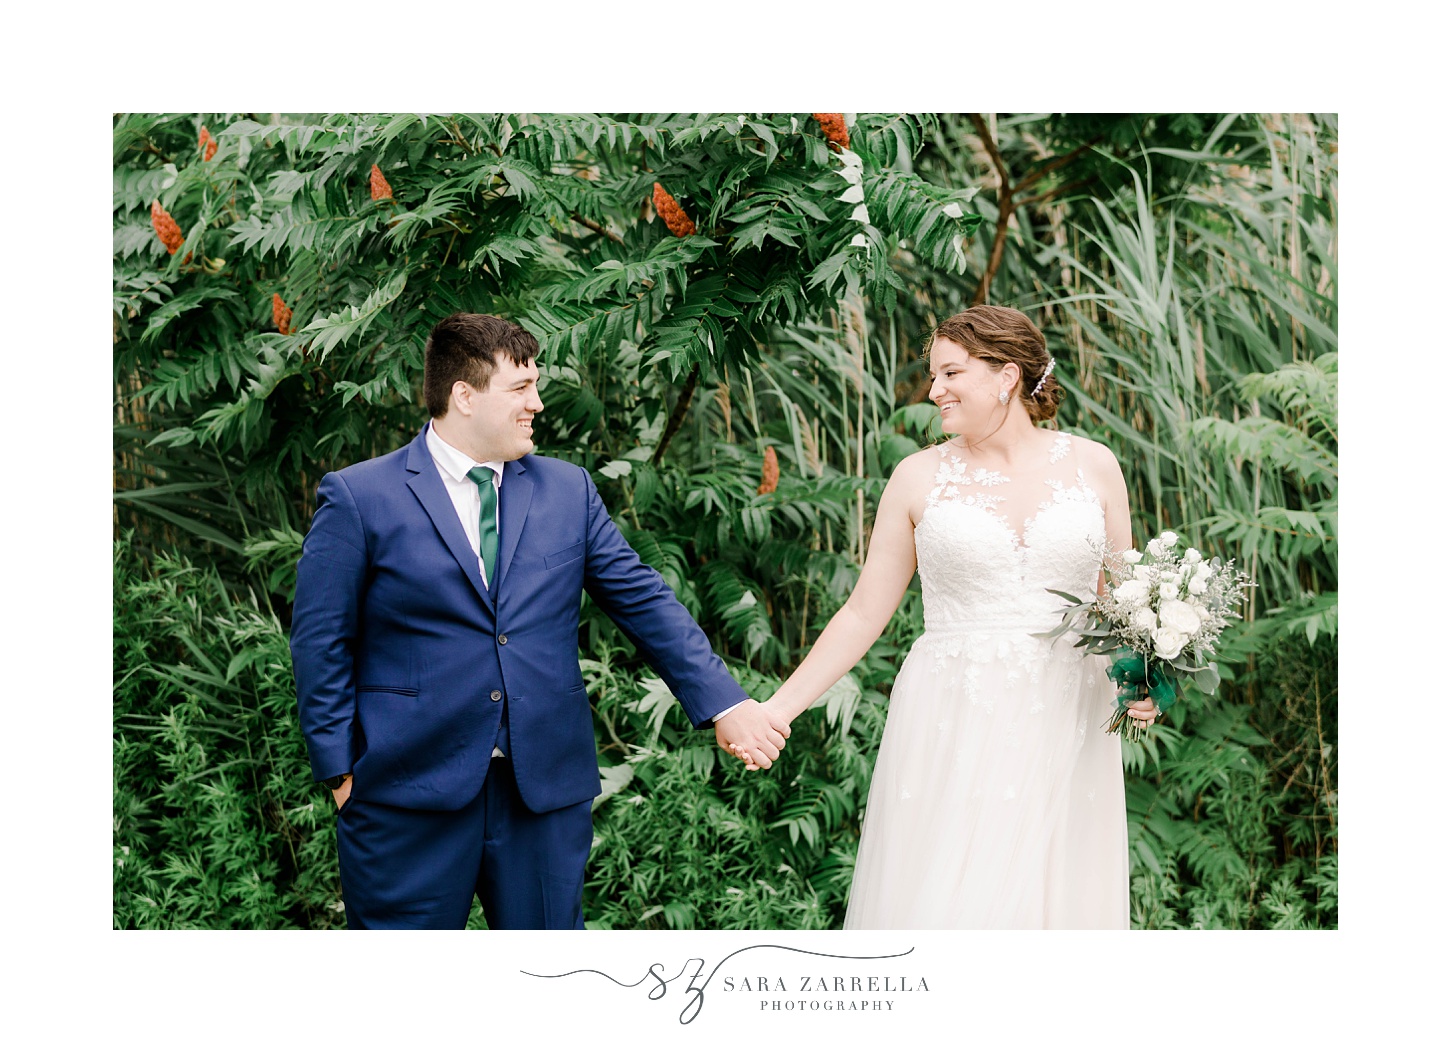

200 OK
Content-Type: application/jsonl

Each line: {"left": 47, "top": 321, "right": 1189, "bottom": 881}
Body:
{"left": 734, "top": 305, "right": 1157, "bottom": 928}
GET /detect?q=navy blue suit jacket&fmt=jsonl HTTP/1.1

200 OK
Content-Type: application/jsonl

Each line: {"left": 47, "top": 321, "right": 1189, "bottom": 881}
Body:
{"left": 290, "top": 426, "right": 747, "bottom": 814}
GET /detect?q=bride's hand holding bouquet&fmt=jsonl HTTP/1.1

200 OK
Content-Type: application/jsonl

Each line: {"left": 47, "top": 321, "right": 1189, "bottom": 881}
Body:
{"left": 1040, "top": 530, "right": 1254, "bottom": 742}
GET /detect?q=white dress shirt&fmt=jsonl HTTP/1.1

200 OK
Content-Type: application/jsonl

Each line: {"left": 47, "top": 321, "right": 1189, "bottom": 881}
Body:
{"left": 425, "top": 423, "right": 744, "bottom": 729}
{"left": 426, "top": 421, "right": 503, "bottom": 589}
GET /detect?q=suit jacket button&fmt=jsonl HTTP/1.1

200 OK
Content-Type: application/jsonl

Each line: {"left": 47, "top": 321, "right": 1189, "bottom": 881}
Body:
{"left": 490, "top": 689, "right": 502, "bottom": 702}
{"left": 498, "top": 634, "right": 508, "bottom": 645}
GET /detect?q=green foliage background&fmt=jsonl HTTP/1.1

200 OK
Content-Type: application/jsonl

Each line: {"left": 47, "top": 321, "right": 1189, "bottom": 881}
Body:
{"left": 113, "top": 112, "right": 1337, "bottom": 929}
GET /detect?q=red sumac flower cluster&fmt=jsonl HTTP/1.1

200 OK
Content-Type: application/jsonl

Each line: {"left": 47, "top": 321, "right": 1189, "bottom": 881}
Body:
{"left": 811, "top": 113, "right": 849, "bottom": 151}
{"left": 652, "top": 182, "right": 696, "bottom": 237}
{"left": 370, "top": 164, "right": 393, "bottom": 201}
{"left": 273, "top": 293, "right": 293, "bottom": 335}
{"left": 151, "top": 201, "right": 184, "bottom": 255}
{"left": 757, "top": 445, "right": 780, "bottom": 495}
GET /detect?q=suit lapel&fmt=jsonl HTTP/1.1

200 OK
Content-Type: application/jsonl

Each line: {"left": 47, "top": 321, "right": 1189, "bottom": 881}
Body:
{"left": 405, "top": 429, "right": 494, "bottom": 617}
{"left": 496, "top": 458, "right": 532, "bottom": 591}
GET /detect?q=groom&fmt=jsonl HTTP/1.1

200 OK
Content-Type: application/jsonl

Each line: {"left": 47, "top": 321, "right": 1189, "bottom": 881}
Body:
{"left": 290, "top": 312, "right": 790, "bottom": 929}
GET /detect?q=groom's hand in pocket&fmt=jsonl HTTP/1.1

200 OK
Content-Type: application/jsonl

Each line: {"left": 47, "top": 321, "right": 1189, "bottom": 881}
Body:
{"left": 714, "top": 700, "right": 790, "bottom": 770}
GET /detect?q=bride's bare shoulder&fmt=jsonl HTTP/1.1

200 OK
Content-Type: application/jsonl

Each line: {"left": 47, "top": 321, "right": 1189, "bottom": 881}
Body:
{"left": 890, "top": 442, "right": 948, "bottom": 483}
{"left": 1065, "top": 432, "right": 1127, "bottom": 488}
{"left": 880, "top": 443, "right": 947, "bottom": 517}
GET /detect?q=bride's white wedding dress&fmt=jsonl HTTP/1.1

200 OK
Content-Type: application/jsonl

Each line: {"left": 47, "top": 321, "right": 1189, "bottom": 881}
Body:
{"left": 844, "top": 431, "right": 1130, "bottom": 929}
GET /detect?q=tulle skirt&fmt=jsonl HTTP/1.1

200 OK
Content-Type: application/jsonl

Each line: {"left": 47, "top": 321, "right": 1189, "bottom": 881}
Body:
{"left": 844, "top": 625, "right": 1130, "bottom": 929}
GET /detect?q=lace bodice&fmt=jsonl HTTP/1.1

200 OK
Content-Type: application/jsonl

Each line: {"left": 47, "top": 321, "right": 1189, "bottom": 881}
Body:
{"left": 914, "top": 432, "right": 1105, "bottom": 634}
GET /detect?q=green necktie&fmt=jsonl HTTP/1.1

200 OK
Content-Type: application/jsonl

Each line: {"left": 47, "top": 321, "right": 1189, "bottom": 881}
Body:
{"left": 467, "top": 466, "right": 499, "bottom": 586}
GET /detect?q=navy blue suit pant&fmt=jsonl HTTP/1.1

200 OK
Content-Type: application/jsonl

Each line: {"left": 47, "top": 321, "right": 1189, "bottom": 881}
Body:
{"left": 336, "top": 756, "right": 592, "bottom": 930}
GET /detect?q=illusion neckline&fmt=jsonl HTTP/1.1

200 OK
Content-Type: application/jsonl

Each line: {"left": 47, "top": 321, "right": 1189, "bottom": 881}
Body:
{"left": 920, "top": 431, "right": 1092, "bottom": 546}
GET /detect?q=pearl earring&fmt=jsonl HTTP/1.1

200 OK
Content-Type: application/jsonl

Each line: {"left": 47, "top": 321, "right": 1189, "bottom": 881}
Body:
{"left": 999, "top": 390, "right": 1010, "bottom": 405}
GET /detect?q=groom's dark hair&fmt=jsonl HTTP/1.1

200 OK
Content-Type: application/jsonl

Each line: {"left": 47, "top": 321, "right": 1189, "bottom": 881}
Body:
{"left": 424, "top": 313, "right": 540, "bottom": 417}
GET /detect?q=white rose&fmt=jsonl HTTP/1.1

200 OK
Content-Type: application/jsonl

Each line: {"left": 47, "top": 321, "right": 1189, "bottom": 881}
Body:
{"left": 1121, "top": 549, "right": 1143, "bottom": 565}
{"left": 1182, "top": 548, "right": 1202, "bottom": 565}
{"left": 1146, "top": 538, "right": 1165, "bottom": 558}
{"left": 1159, "top": 599, "right": 1202, "bottom": 636}
{"left": 1159, "top": 582, "right": 1180, "bottom": 602}
{"left": 1153, "top": 626, "right": 1189, "bottom": 660}
{"left": 1188, "top": 576, "right": 1208, "bottom": 596}
{"left": 1113, "top": 580, "right": 1151, "bottom": 608}
{"left": 1195, "top": 563, "right": 1212, "bottom": 582}
{"left": 1195, "top": 604, "right": 1210, "bottom": 620}
{"left": 1133, "top": 607, "right": 1158, "bottom": 632}
{"left": 1160, "top": 531, "right": 1179, "bottom": 547}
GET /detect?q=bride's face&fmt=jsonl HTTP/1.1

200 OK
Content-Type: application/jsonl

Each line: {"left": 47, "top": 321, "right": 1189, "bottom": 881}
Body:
{"left": 928, "top": 338, "right": 1010, "bottom": 437}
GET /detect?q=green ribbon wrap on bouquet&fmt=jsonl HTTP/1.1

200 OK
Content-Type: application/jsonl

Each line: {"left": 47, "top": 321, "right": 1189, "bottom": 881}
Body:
{"left": 1107, "top": 652, "right": 1178, "bottom": 714}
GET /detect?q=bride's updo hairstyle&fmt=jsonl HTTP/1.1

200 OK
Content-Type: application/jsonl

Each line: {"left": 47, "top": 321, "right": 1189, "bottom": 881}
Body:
{"left": 930, "top": 305, "right": 1063, "bottom": 424}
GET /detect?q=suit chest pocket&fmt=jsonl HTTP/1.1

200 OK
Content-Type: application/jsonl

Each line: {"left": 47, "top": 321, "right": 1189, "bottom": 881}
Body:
{"left": 544, "top": 541, "right": 585, "bottom": 570}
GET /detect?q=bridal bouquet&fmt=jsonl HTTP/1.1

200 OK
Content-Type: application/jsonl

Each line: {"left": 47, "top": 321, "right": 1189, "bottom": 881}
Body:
{"left": 1038, "top": 531, "right": 1254, "bottom": 742}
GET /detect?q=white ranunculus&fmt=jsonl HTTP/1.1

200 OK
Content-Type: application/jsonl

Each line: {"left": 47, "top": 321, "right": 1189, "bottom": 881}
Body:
{"left": 1153, "top": 626, "right": 1189, "bottom": 660}
{"left": 1159, "top": 599, "right": 1202, "bottom": 636}
{"left": 1122, "top": 549, "right": 1143, "bottom": 564}
{"left": 1133, "top": 607, "right": 1158, "bottom": 632}
{"left": 1160, "top": 531, "right": 1179, "bottom": 547}
{"left": 1183, "top": 547, "right": 1202, "bottom": 565}
{"left": 1159, "top": 582, "right": 1180, "bottom": 602}
{"left": 1188, "top": 576, "right": 1208, "bottom": 596}
{"left": 1113, "top": 580, "right": 1151, "bottom": 608}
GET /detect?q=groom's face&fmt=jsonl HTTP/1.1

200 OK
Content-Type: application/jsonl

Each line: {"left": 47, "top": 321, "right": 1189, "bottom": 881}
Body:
{"left": 463, "top": 354, "right": 544, "bottom": 461}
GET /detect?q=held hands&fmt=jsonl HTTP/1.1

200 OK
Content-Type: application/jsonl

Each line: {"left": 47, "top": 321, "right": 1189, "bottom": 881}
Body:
{"left": 727, "top": 744, "right": 759, "bottom": 769}
{"left": 723, "top": 697, "right": 795, "bottom": 770}
{"left": 714, "top": 699, "right": 791, "bottom": 771}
